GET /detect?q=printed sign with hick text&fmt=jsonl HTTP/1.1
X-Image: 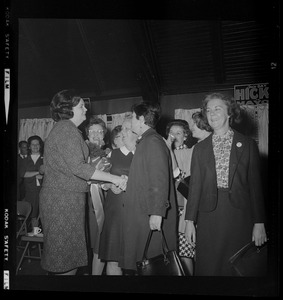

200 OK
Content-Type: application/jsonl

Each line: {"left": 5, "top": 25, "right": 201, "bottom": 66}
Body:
{"left": 234, "top": 83, "right": 269, "bottom": 105}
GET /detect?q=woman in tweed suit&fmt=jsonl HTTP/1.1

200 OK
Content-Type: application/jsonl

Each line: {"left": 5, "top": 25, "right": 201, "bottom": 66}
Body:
{"left": 39, "top": 90, "right": 127, "bottom": 275}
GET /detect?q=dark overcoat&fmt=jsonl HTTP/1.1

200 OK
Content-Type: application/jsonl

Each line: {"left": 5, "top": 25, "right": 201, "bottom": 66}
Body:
{"left": 119, "top": 128, "right": 178, "bottom": 271}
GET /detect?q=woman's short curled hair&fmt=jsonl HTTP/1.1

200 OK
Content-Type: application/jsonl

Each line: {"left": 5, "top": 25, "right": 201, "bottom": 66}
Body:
{"left": 191, "top": 111, "right": 213, "bottom": 132}
{"left": 50, "top": 89, "right": 82, "bottom": 122}
{"left": 110, "top": 125, "right": 122, "bottom": 148}
{"left": 85, "top": 116, "right": 107, "bottom": 137}
{"left": 166, "top": 119, "right": 191, "bottom": 139}
{"left": 27, "top": 135, "right": 44, "bottom": 155}
{"left": 202, "top": 92, "right": 242, "bottom": 125}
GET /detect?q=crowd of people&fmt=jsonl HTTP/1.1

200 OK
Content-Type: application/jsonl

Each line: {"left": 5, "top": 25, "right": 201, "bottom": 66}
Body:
{"left": 17, "top": 89, "right": 267, "bottom": 277}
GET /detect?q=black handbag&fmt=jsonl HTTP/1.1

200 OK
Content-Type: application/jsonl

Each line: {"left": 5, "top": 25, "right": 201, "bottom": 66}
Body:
{"left": 229, "top": 241, "right": 268, "bottom": 276}
{"left": 136, "top": 229, "right": 185, "bottom": 276}
{"left": 177, "top": 176, "right": 190, "bottom": 199}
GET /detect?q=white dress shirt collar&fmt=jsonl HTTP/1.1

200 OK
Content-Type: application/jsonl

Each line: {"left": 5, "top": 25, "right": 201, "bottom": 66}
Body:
{"left": 120, "top": 145, "right": 135, "bottom": 156}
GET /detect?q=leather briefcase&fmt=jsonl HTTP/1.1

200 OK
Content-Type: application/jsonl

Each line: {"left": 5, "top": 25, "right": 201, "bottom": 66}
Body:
{"left": 136, "top": 229, "right": 185, "bottom": 276}
{"left": 229, "top": 241, "right": 268, "bottom": 276}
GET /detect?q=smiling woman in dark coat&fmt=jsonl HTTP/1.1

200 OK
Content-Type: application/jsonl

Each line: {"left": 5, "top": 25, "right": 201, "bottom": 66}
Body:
{"left": 184, "top": 93, "right": 267, "bottom": 276}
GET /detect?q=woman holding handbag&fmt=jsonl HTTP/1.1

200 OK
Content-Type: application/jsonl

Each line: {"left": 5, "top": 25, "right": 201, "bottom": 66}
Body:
{"left": 184, "top": 93, "right": 267, "bottom": 276}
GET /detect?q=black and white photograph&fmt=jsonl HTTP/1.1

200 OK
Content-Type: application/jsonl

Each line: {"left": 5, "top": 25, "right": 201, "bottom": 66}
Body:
{"left": 3, "top": 0, "right": 280, "bottom": 296}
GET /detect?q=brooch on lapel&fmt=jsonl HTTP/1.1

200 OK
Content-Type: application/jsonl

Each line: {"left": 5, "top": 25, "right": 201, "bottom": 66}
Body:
{"left": 236, "top": 142, "right": 242, "bottom": 148}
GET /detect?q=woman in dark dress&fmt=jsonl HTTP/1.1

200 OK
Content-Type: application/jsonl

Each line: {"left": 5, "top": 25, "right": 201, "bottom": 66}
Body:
{"left": 22, "top": 135, "right": 44, "bottom": 231}
{"left": 184, "top": 93, "right": 267, "bottom": 276}
{"left": 99, "top": 115, "right": 138, "bottom": 275}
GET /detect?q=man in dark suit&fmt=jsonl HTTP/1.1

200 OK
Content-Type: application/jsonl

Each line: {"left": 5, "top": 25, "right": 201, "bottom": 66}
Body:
{"left": 17, "top": 140, "right": 28, "bottom": 201}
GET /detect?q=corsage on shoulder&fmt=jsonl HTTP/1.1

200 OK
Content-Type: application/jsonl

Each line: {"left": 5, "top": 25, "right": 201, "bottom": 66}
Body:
{"left": 88, "top": 142, "right": 112, "bottom": 172}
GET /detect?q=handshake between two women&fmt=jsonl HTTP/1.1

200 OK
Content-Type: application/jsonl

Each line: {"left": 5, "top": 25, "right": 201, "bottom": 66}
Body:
{"left": 112, "top": 174, "right": 128, "bottom": 193}
{"left": 88, "top": 156, "right": 128, "bottom": 194}
{"left": 99, "top": 174, "right": 128, "bottom": 195}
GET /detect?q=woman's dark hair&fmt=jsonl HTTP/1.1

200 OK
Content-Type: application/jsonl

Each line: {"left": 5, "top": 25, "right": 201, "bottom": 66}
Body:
{"left": 131, "top": 101, "right": 161, "bottom": 128}
{"left": 85, "top": 116, "right": 107, "bottom": 136}
{"left": 50, "top": 89, "right": 82, "bottom": 122}
{"left": 27, "top": 135, "right": 44, "bottom": 155}
{"left": 191, "top": 111, "right": 213, "bottom": 132}
{"left": 202, "top": 92, "right": 242, "bottom": 125}
{"left": 165, "top": 119, "right": 191, "bottom": 138}
{"left": 110, "top": 125, "right": 122, "bottom": 148}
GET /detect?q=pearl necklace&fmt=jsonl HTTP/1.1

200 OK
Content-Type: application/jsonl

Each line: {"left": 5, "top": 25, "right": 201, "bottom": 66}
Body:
{"left": 175, "top": 144, "right": 188, "bottom": 150}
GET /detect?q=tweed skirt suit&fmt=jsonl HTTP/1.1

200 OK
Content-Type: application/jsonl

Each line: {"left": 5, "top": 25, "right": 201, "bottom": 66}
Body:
{"left": 39, "top": 120, "right": 97, "bottom": 273}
